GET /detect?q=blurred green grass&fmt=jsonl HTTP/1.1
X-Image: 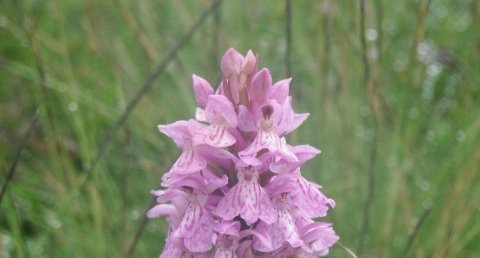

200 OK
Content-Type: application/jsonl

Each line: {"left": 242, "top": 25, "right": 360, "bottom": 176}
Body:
{"left": 1, "top": 0, "right": 479, "bottom": 257}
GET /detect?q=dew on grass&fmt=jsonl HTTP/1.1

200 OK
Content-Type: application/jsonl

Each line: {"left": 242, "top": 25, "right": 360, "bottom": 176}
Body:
{"left": 423, "top": 198, "right": 433, "bottom": 209}
{"left": 456, "top": 130, "right": 466, "bottom": 142}
{"left": 383, "top": 18, "right": 397, "bottom": 35}
{"left": 2, "top": 234, "right": 11, "bottom": 245}
{"left": 417, "top": 42, "right": 436, "bottom": 64}
{"left": 420, "top": 180, "right": 430, "bottom": 192}
{"left": 366, "top": 28, "right": 378, "bottom": 41}
{"left": 393, "top": 54, "right": 407, "bottom": 72}
{"left": 68, "top": 102, "right": 78, "bottom": 112}
{"left": 47, "top": 213, "right": 62, "bottom": 229}
{"left": 427, "top": 63, "right": 442, "bottom": 77}
{"left": 369, "top": 47, "right": 379, "bottom": 60}
{"left": 360, "top": 105, "right": 370, "bottom": 117}
{"left": 409, "top": 108, "right": 419, "bottom": 120}
{"left": 130, "top": 209, "right": 140, "bottom": 220}
{"left": 355, "top": 126, "right": 374, "bottom": 141}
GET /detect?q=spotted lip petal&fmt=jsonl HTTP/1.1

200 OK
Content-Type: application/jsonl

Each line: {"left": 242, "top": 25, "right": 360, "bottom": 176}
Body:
{"left": 173, "top": 192, "right": 215, "bottom": 252}
{"left": 238, "top": 101, "right": 298, "bottom": 164}
{"left": 290, "top": 172, "right": 335, "bottom": 218}
{"left": 159, "top": 120, "right": 210, "bottom": 175}
{"left": 193, "top": 95, "right": 238, "bottom": 148}
{"left": 213, "top": 235, "right": 239, "bottom": 258}
{"left": 253, "top": 196, "right": 303, "bottom": 252}
{"left": 266, "top": 144, "right": 321, "bottom": 174}
{"left": 149, "top": 188, "right": 187, "bottom": 229}
{"left": 216, "top": 167, "right": 275, "bottom": 225}
{"left": 159, "top": 237, "right": 189, "bottom": 258}
{"left": 157, "top": 120, "right": 196, "bottom": 148}
{"left": 299, "top": 222, "right": 339, "bottom": 255}
{"left": 172, "top": 147, "right": 207, "bottom": 174}
{"left": 201, "top": 124, "right": 236, "bottom": 148}
{"left": 236, "top": 240, "right": 254, "bottom": 258}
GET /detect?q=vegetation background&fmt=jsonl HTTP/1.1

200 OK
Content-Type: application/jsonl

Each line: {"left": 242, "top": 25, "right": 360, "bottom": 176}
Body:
{"left": 1, "top": 0, "right": 479, "bottom": 257}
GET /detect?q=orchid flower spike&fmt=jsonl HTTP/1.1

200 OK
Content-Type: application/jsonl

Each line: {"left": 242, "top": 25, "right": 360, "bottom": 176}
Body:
{"left": 148, "top": 48, "right": 338, "bottom": 257}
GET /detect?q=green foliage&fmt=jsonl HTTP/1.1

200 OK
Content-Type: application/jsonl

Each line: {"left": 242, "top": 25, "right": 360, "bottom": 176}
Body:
{"left": 0, "top": 0, "right": 479, "bottom": 257}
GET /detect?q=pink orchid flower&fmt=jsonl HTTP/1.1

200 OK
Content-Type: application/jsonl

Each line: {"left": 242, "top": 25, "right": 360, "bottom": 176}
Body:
{"left": 148, "top": 49, "right": 338, "bottom": 257}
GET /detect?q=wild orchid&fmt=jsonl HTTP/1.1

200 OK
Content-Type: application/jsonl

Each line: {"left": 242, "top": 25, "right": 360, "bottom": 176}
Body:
{"left": 148, "top": 48, "right": 339, "bottom": 257}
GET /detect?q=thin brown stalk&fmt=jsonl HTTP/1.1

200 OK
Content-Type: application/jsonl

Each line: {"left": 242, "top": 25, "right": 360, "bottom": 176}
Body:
{"left": 285, "top": 0, "right": 300, "bottom": 145}
{"left": 321, "top": 0, "right": 334, "bottom": 97}
{"left": 120, "top": 126, "right": 132, "bottom": 236}
{"left": 0, "top": 112, "right": 39, "bottom": 206}
{"left": 405, "top": 0, "right": 433, "bottom": 72}
{"left": 83, "top": 0, "right": 223, "bottom": 185}
{"left": 111, "top": 0, "right": 160, "bottom": 62}
{"left": 285, "top": 0, "right": 292, "bottom": 78}
{"left": 212, "top": 1, "right": 222, "bottom": 66}
{"left": 402, "top": 207, "right": 433, "bottom": 258}
{"left": 357, "top": 128, "right": 377, "bottom": 257}
{"left": 374, "top": 0, "right": 383, "bottom": 59}
{"left": 122, "top": 200, "right": 156, "bottom": 258}
{"left": 357, "top": 0, "right": 380, "bottom": 256}
{"left": 13, "top": 0, "right": 62, "bottom": 158}
{"left": 322, "top": 1, "right": 332, "bottom": 77}
{"left": 359, "top": 0, "right": 370, "bottom": 85}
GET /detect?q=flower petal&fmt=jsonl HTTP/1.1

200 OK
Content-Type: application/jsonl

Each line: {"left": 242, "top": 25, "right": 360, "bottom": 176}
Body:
{"left": 174, "top": 198, "right": 214, "bottom": 252}
{"left": 213, "top": 235, "right": 239, "bottom": 258}
{"left": 236, "top": 240, "right": 254, "bottom": 258}
{"left": 221, "top": 48, "right": 244, "bottom": 77}
{"left": 216, "top": 167, "right": 275, "bottom": 225}
{"left": 253, "top": 196, "right": 302, "bottom": 252}
{"left": 160, "top": 236, "right": 190, "bottom": 258}
{"left": 205, "top": 95, "right": 238, "bottom": 127}
{"left": 242, "top": 50, "right": 257, "bottom": 74}
{"left": 249, "top": 68, "right": 272, "bottom": 104}
{"left": 300, "top": 222, "right": 339, "bottom": 254}
{"left": 196, "top": 124, "right": 236, "bottom": 148}
{"left": 195, "top": 108, "right": 207, "bottom": 122}
{"left": 269, "top": 144, "right": 321, "bottom": 174}
{"left": 157, "top": 121, "right": 192, "bottom": 148}
{"left": 239, "top": 134, "right": 297, "bottom": 165}
{"left": 213, "top": 220, "right": 241, "bottom": 236}
{"left": 290, "top": 172, "right": 335, "bottom": 218}
{"left": 237, "top": 105, "right": 256, "bottom": 132}
{"left": 147, "top": 204, "right": 177, "bottom": 218}
{"left": 286, "top": 112, "right": 310, "bottom": 134}
{"left": 171, "top": 147, "right": 207, "bottom": 174}
{"left": 276, "top": 98, "right": 309, "bottom": 135}
{"left": 192, "top": 74, "right": 214, "bottom": 108}
{"left": 270, "top": 78, "right": 291, "bottom": 103}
